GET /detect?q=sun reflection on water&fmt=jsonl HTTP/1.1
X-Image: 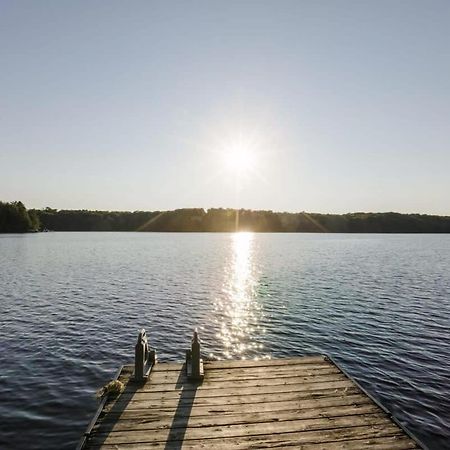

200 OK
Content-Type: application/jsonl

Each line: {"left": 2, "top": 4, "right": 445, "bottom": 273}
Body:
{"left": 212, "top": 232, "right": 269, "bottom": 360}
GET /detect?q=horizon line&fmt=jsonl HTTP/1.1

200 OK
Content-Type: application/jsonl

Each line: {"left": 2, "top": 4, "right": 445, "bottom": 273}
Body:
{"left": 30, "top": 205, "right": 450, "bottom": 218}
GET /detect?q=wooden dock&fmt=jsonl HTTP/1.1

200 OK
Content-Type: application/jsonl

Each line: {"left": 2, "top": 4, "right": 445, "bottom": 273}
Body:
{"left": 80, "top": 355, "right": 421, "bottom": 449}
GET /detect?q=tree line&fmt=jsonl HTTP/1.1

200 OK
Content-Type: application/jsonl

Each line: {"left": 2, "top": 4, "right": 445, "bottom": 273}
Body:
{"left": 1, "top": 201, "right": 450, "bottom": 233}
{"left": 0, "top": 201, "right": 40, "bottom": 233}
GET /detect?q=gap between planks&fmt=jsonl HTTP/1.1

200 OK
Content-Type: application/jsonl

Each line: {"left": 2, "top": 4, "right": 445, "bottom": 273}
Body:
{"left": 108, "top": 386, "right": 364, "bottom": 410}
{"left": 94, "top": 403, "right": 382, "bottom": 433}
{"left": 85, "top": 357, "right": 419, "bottom": 450}
{"left": 102, "top": 393, "right": 373, "bottom": 419}
{"left": 90, "top": 418, "right": 407, "bottom": 446}
{"left": 90, "top": 433, "right": 417, "bottom": 450}
{"left": 124, "top": 373, "right": 348, "bottom": 394}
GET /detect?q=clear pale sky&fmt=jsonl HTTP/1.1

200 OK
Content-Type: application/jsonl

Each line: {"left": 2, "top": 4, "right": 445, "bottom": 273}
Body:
{"left": 1, "top": 1, "right": 449, "bottom": 214}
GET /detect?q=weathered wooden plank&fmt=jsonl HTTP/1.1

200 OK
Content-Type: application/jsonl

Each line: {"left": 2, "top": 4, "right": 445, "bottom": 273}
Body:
{"left": 146, "top": 372, "right": 348, "bottom": 391}
{"left": 146, "top": 364, "right": 340, "bottom": 385}
{"left": 175, "top": 432, "right": 418, "bottom": 450}
{"left": 205, "top": 366, "right": 339, "bottom": 380}
{"left": 119, "top": 379, "right": 355, "bottom": 403}
{"left": 204, "top": 356, "right": 326, "bottom": 370}
{"left": 151, "top": 363, "right": 184, "bottom": 372}
{"left": 102, "top": 393, "right": 372, "bottom": 420}
{"left": 89, "top": 417, "right": 401, "bottom": 446}
{"left": 110, "top": 386, "right": 362, "bottom": 410}
{"left": 96, "top": 403, "right": 381, "bottom": 434}
{"left": 84, "top": 357, "right": 420, "bottom": 450}
{"left": 315, "top": 435, "right": 419, "bottom": 449}
{"left": 127, "top": 359, "right": 335, "bottom": 386}
{"left": 90, "top": 412, "right": 393, "bottom": 445}
{"left": 118, "top": 366, "right": 133, "bottom": 376}
{"left": 205, "top": 363, "right": 337, "bottom": 376}
{"left": 92, "top": 433, "right": 417, "bottom": 450}
{"left": 206, "top": 360, "right": 332, "bottom": 371}
{"left": 125, "top": 373, "right": 347, "bottom": 394}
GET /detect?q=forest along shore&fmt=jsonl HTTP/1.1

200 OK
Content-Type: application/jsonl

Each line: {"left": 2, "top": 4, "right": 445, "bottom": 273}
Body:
{"left": 1, "top": 200, "right": 450, "bottom": 233}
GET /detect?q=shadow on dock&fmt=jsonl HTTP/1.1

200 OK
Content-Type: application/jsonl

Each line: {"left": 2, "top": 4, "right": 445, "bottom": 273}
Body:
{"left": 164, "top": 366, "right": 200, "bottom": 450}
{"left": 88, "top": 365, "right": 200, "bottom": 449}
{"left": 80, "top": 339, "right": 423, "bottom": 450}
{"left": 87, "top": 367, "right": 139, "bottom": 448}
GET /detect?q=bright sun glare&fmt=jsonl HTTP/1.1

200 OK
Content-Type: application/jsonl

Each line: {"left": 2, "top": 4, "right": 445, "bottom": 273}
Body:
{"left": 223, "top": 146, "right": 255, "bottom": 174}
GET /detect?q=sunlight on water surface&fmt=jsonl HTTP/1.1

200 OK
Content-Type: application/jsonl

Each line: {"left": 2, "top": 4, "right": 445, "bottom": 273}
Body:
{"left": 1, "top": 233, "right": 449, "bottom": 449}
{"left": 212, "top": 232, "right": 268, "bottom": 360}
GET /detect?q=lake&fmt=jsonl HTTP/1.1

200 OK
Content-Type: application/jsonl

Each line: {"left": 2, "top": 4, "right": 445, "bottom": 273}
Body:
{"left": 0, "top": 232, "right": 449, "bottom": 449}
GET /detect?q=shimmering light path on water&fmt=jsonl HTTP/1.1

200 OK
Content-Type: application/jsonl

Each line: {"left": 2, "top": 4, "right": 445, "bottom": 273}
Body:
{"left": 213, "top": 232, "right": 267, "bottom": 360}
{"left": 0, "top": 233, "right": 449, "bottom": 449}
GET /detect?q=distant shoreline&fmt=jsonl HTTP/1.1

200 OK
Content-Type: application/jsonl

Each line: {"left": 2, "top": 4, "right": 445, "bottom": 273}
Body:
{"left": 20, "top": 230, "right": 450, "bottom": 234}
{"left": 31, "top": 207, "right": 450, "bottom": 234}
{"left": 2, "top": 202, "right": 450, "bottom": 233}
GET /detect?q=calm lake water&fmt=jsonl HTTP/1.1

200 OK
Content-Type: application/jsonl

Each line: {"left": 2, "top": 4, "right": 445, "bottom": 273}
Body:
{"left": 0, "top": 232, "right": 449, "bottom": 449}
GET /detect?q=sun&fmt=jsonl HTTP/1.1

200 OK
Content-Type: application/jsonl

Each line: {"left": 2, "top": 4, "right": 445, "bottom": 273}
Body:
{"left": 223, "top": 145, "right": 255, "bottom": 174}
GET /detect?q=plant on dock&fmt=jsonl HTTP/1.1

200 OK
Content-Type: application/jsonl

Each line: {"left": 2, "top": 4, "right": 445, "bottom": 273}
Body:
{"left": 96, "top": 380, "right": 124, "bottom": 399}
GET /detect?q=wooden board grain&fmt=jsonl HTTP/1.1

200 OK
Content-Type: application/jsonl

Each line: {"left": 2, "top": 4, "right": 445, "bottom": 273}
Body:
{"left": 91, "top": 413, "right": 394, "bottom": 445}
{"left": 146, "top": 365, "right": 341, "bottom": 384}
{"left": 95, "top": 403, "right": 382, "bottom": 433}
{"left": 91, "top": 433, "right": 418, "bottom": 450}
{"left": 109, "top": 386, "right": 364, "bottom": 410}
{"left": 102, "top": 393, "right": 373, "bottom": 419}
{"left": 204, "top": 356, "right": 327, "bottom": 369}
{"left": 124, "top": 373, "right": 348, "bottom": 394}
{"left": 83, "top": 357, "right": 420, "bottom": 450}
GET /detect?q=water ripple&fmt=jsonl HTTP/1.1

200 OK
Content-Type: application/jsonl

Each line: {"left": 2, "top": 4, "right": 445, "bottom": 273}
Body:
{"left": 0, "top": 232, "right": 449, "bottom": 449}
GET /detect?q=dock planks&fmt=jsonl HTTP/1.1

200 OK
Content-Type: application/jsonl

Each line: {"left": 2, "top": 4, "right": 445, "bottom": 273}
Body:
{"left": 82, "top": 356, "right": 421, "bottom": 449}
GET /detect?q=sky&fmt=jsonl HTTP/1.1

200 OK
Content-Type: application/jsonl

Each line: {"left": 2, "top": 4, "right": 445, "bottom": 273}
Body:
{"left": 1, "top": 1, "right": 449, "bottom": 214}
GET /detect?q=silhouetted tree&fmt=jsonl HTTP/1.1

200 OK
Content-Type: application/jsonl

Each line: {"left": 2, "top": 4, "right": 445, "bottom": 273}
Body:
{"left": 1, "top": 202, "right": 446, "bottom": 233}
{"left": 0, "top": 201, "right": 40, "bottom": 233}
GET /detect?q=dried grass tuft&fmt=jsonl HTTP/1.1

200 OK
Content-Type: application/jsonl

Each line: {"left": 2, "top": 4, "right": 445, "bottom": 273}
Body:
{"left": 96, "top": 379, "right": 124, "bottom": 399}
